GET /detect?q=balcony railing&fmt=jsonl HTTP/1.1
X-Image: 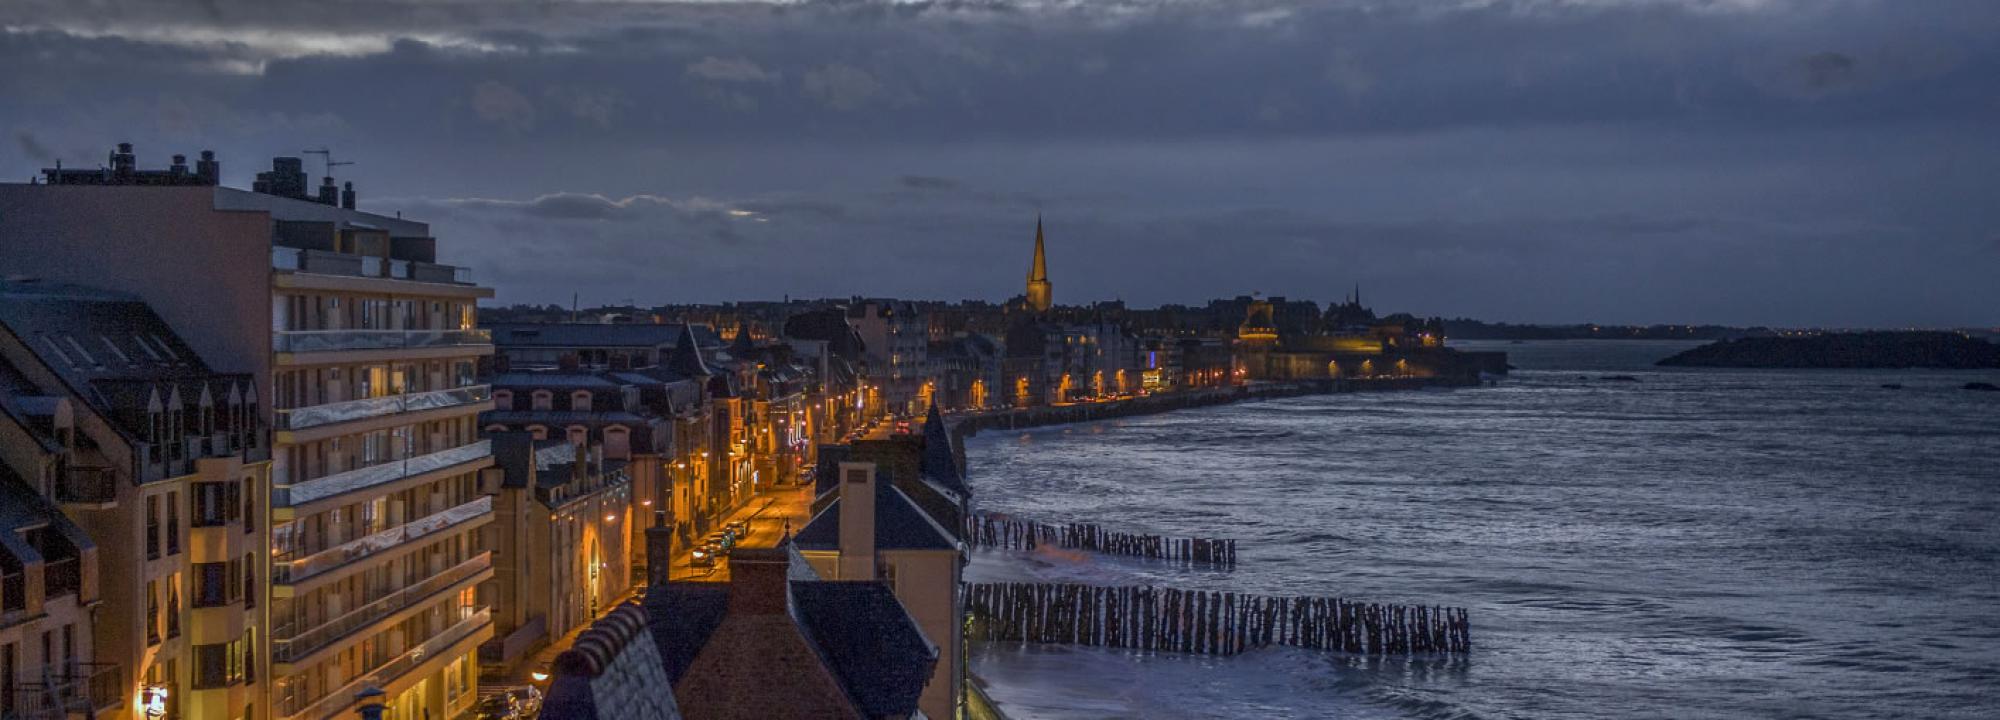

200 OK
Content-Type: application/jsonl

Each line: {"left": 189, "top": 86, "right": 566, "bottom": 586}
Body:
{"left": 275, "top": 385, "right": 490, "bottom": 432}
{"left": 276, "top": 439, "right": 491, "bottom": 507}
{"left": 281, "top": 607, "right": 491, "bottom": 720}
{"left": 10, "top": 662, "right": 125, "bottom": 720}
{"left": 273, "top": 496, "right": 493, "bottom": 585}
{"left": 270, "top": 552, "right": 491, "bottom": 665}
{"left": 272, "top": 328, "right": 492, "bottom": 355}
{"left": 55, "top": 466, "right": 117, "bottom": 504}
{"left": 272, "top": 247, "right": 475, "bottom": 285}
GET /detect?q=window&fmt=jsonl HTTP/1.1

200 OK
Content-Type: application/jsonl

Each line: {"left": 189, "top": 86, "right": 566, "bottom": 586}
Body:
{"left": 165, "top": 492, "right": 180, "bottom": 555}
{"left": 194, "top": 562, "right": 230, "bottom": 607}
{"left": 1, "top": 644, "right": 13, "bottom": 717}
{"left": 492, "top": 389, "right": 512, "bottom": 410}
{"left": 571, "top": 390, "right": 592, "bottom": 412}
{"left": 243, "top": 479, "right": 256, "bottom": 533}
{"left": 567, "top": 426, "right": 588, "bottom": 447}
{"left": 165, "top": 578, "right": 181, "bottom": 638}
{"left": 192, "top": 637, "right": 246, "bottom": 689}
{"left": 531, "top": 390, "right": 553, "bottom": 411}
{"left": 146, "top": 496, "right": 161, "bottom": 559}
{"left": 192, "top": 481, "right": 240, "bottom": 527}
{"left": 145, "top": 581, "right": 161, "bottom": 644}
{"left": 242, "top": 554, "right": 257, "bottom": 609}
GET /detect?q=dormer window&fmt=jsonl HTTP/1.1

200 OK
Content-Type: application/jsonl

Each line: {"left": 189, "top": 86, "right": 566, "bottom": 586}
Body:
{"left": 492, "top": 389, "right": 513, "bottom": 410}
{"left": 571, "top": 391, "right": 592, "bottom": 413}
{"left": 531, "top": 390, "right": 552, "bottom": 411}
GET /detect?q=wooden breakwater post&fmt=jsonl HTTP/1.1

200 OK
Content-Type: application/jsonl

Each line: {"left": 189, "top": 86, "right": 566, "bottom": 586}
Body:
{"left": 964, "top": 512, "right": 1237, "bottom": 568}
{"left": 964, "top": 581, "right": 1469, "bottom": 657}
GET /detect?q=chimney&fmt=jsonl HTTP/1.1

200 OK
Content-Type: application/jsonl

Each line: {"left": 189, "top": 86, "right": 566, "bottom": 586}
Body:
{"left": 645, "top": 510, "right": 674, "bottom": 585}
{"left": 112, "top": 143, "right": 136, "bottom": 177}
{"left": 317, "top": 176, "right": 339, "bottom": 206}
{"left": 170, "top": 154, "right": 189, "bottom": 177}
{"left": 836, "top": 461, "right": 877, "bottom": 580}
{"left": 196, "top": 150, "right": 219, "bottom": 185}
{"left": 727, "top": 547, "right": 793, "bottom": 615}
{"left": 341, "top": 181, "right": 357, "bottom": 210}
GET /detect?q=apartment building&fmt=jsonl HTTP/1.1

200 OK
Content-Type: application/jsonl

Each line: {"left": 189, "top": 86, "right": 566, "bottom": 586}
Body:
{"left": 848, "top": 301, "right": 929, "bottom": 417}
{"left": 480, "top": 434, "right": 634, "bottom": 672}
{"left": 0, "top": 145, "right": 497, "bottom": 720}
{"left": 0, "top": 281, "right": 267, "bottom": 720}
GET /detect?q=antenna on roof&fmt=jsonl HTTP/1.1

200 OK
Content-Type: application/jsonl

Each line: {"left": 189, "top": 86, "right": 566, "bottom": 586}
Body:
{"left": 302, "top": 147, "right": 353, "bottom": 178}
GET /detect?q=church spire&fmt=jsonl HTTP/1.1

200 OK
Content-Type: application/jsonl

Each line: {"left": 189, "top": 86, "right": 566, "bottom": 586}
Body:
{"left": 1026, "top": 215, "right": 1053, "bottom": 312}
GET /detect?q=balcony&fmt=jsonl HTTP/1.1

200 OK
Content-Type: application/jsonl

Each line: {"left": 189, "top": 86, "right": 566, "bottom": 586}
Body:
{"left": 272, "top": 247, "right": 475, "bottom": 285}
{"left": 54, "top": 466, "right": 117, "bottom": 505}
{"left": 271, "top": 552, "right": 492, "bottom": 666}
{"left": 275, "top": 385, "right": 491, "bottom": 432}
{"left": 276, "top": 439, "right": 491, "bottom": 507}
{"left": 281, "top": 607, "right": 491, "bottom": 720}
{"left": 271, "top": 328, "right": 492, "bottom": 355}
{"left": 274, "top": 496, "right": 493, "bottom": 586}
{"left": 10, "top": 662, "right": 125, "bottom": 719}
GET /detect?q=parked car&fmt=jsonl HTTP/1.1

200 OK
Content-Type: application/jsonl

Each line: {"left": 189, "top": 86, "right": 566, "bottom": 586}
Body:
{"left": 706, "top": 531, "right": 734, "bottom": 553}
{"left": 725, "top": 520, "right": 751, "bottom": 541}
{"left": 691, "top": 542, "right": 718, "bottom": 567}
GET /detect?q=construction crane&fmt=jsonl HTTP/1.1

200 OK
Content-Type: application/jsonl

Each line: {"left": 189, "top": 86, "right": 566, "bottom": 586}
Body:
{"left": 302, "top": 147, "right": 354, "bottom": 178}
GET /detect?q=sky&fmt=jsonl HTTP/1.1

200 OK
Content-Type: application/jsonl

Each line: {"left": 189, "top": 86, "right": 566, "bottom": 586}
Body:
{"left": 2, "top": 0, "right": 1996, "bottom": 327}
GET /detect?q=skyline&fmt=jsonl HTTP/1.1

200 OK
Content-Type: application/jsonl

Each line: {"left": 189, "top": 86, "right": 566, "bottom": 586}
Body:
{"left": 4, "top": 0, "right": 1997, "bottom": 326}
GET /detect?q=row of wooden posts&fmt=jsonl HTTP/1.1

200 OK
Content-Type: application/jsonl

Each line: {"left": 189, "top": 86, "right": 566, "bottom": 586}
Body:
{"left": 964, "top": 512, "right": 1238, "bottom": 568}
{"left": 965, "top": 582, "right": 1470, "bottom": 656}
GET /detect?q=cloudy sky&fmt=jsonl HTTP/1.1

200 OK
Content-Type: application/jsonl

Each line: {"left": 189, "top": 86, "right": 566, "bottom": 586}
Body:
{"left": 3, "top": 0, "right": 1995, "bottom": 326}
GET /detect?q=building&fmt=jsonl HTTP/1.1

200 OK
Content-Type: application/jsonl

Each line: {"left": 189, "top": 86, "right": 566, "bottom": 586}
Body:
{"left": 846, "top": 302, "right": 929, "bottom": 417}
{"left": 480, "top": 433, "right": 634, "bottom": 672}
{"left": 542, "top": 546, "right": 935, "bottom": 720}
{"left": 0, "top": 145, "right": 498, "bottom": 720}
{"left": 1024, "top": 217, "right": 1053, "bottom": 313}
{"left": 792, "top": 460, "right": 963, "bottom": 720}
{"left": 0, "top": 280, "right": 267, "bottom": 720}
{"left": 479, "top": 357, "right": 708, "bottom": 585}
{"left": 484, "top": 324, "right": 720, "bottom": 372}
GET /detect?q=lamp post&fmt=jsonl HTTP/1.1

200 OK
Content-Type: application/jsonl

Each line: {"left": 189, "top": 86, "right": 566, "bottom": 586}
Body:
{"left": 140, "top": 685, "right": 169, "bottom": 720}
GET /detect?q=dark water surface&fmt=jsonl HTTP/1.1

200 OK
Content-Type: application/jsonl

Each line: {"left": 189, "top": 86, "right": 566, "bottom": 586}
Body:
{"left": 964, "top": 340, "right": 2000, "bottom": 719}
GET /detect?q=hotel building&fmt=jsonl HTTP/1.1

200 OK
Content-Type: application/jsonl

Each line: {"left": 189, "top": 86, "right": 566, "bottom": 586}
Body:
{"left": 0, "top": 145, "right": 497, "bottom": 720}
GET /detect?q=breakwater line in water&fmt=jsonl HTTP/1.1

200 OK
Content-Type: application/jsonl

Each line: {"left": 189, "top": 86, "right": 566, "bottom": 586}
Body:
{"left": 964, "top": 512, "right": 1238, "bottom": 568}
{"left": 965, "top": 581, "right": 1470, "bottom": 657}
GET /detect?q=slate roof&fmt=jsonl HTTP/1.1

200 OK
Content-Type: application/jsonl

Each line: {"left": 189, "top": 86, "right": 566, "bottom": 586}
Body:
{"left": 621, "top": 551, "right": 936, "bottom": 719}
{"left": 486, "top": 323, "right": 719, "bottom": 349}
{"left": 638, "top": 584, "right": 730, "bottom": 685}
{"left": 792, "top": 479, "right": 958, "bottom": 552}
{"left": 481, "top": 410, "right": 652, "bottom": 427}
{"left": 667, "top": 324, "right": 711, "bottom": 377}
{"left": 920, "top": 402, "right": 971, "bottom": 498}
{"left": 790, "top": 581, "right": 938, "bottom": 718}
{"left": 489, "top": 432, "right": 580, "bottom": 489}
{"left": 488, "top": 372, "right": 626, "bottom": 389}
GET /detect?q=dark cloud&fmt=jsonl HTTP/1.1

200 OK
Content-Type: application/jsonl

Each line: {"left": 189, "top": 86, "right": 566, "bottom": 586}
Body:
{"left": 0, "top": 0, "right": 1996, "bottom": 325}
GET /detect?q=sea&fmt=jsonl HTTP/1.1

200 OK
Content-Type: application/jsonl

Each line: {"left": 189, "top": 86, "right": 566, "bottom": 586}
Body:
{"left": 962, "top": 340, "right": 2000, "bottom": 720}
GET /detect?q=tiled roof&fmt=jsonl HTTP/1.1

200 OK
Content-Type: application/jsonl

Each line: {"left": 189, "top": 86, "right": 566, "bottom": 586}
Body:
{"left": 792, "top": 480, "right": 958, "bottom": 552}
{"left": 544, "top": 603, "right": 683, "bottom": 720}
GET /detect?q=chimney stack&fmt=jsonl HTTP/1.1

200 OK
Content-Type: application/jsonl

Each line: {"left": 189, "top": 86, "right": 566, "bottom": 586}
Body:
{"left": 836, "top": 461, "right": 877, "bottom": 580}
{"left": 341, "top": 181, "right": 356, "bottom": 210}
{"left": 170, "top": 154, "right": 189, "bottom": 177}
{"left": 726, "top": 547, "right": 793, "bottom": 615}
{"left": 645, "top": 510, "right": 674, "bottom": 585}
{"left": 111, "top": 143, "right": 136, "bottom": 177}
{"left": 317, "top": 175, "right": 339, "bottom": 206}
{"left": 196, "top": 150, "right": 219, "bottom": 185}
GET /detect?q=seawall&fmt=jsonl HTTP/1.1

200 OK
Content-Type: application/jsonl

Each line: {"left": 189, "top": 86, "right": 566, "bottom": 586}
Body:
{"left": 951, "top": 376, "right": 1480, "bottom": 443}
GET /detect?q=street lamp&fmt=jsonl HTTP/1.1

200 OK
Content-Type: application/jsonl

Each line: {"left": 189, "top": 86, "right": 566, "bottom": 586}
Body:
{"left": 140, "top": 685, "right": 169, "bottom": 720}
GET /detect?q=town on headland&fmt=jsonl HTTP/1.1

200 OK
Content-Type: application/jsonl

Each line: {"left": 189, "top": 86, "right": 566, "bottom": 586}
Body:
{"left": 0, "top": 143, "right": 1993, "bottom": 720}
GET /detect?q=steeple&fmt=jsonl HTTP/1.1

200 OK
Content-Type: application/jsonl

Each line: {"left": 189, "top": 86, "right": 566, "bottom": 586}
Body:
{"left": 1025, "top": 215, "right": 1053, "bottom": 312}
